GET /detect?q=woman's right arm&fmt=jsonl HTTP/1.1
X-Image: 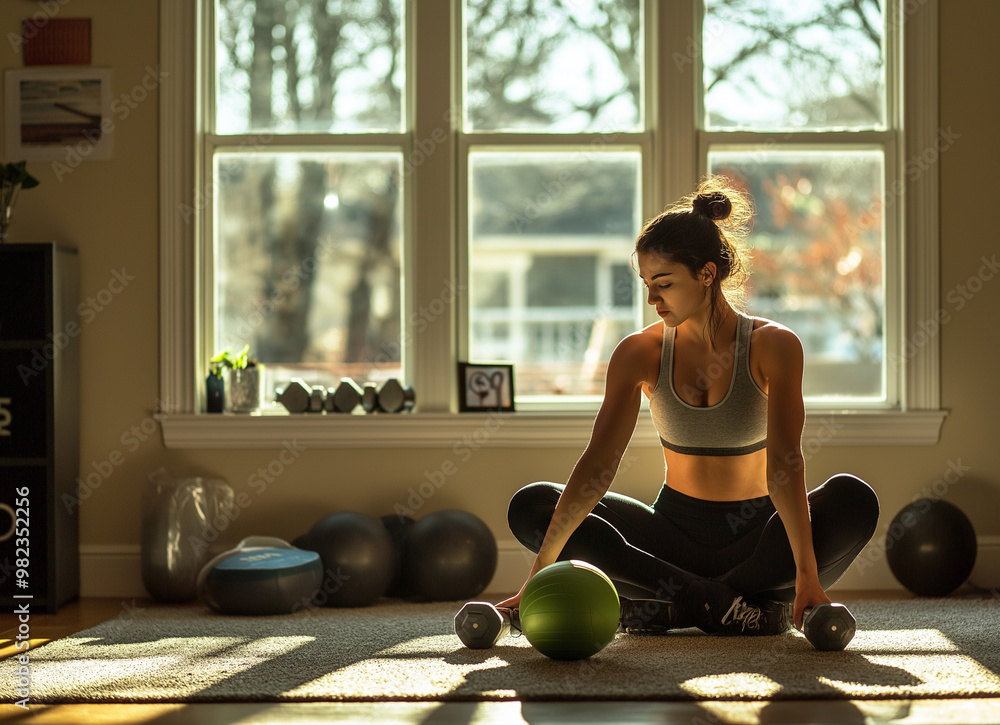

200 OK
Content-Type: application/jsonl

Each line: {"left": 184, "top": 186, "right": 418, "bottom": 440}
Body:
{"left": 495, "top": 333, "right": 648, "bottom": 609}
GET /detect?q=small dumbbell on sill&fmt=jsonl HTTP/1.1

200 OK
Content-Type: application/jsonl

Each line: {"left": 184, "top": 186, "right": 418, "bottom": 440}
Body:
{"left": 276, "top": 377, "right": 415, "bottom": 415}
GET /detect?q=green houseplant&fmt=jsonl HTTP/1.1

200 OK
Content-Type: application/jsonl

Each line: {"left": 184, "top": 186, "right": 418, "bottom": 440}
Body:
{"left": 1, "top": 161, "right": 40, "bottom": 243}
{"left": 210, "top": 345, "right": 262, "bottom": 413}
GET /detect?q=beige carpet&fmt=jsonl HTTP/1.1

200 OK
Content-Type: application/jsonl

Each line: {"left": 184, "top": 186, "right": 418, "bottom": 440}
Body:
{"left": 3, "top": 598, "right": 999, "bottom": 703}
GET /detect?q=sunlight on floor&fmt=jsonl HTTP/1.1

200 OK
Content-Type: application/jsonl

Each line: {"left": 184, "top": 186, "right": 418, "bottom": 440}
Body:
{"left": 44, "top": 635, "right": 317, "bottom": 699}
{"left": 373, "top": 634, "right": 466, "bottom": 656}
{"left": 681, "top": 672, "right": 784, "bottom": 699}
{"left": 853, "top": 628, "right": 960, "bottom": 652}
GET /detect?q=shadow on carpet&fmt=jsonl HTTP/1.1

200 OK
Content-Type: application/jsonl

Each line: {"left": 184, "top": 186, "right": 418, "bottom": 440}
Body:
{"left": 3, "top": 598, "right": 999, "bottom": 703}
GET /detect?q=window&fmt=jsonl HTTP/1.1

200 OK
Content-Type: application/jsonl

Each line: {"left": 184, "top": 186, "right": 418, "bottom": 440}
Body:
{"left": 461, "top": 1, "right": 645, "bottom": 403}
{"left": 159, "top": 0, "right": 945, "bottom": 448}
{"left": 466, "top": 150, "right": 643, "bottom": 400}
{"left": 710, "top": 149, "right": 888, "bottom": 402}
{"left": 209, "top": 0, "right": 406, "bottom": 405}
{"left": 700, "top": 0, "right": 896, "bottom": 405}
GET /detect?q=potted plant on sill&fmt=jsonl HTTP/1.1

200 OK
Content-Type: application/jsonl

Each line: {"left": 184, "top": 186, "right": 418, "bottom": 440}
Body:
{"left": 1, "top": 161, "right": 40, "bottom": 243}
{"left": 205, "top": 359, "right": 226, "bottom": 413}
{"left": 210, "top": 345, "right": 262, "bottom": 414}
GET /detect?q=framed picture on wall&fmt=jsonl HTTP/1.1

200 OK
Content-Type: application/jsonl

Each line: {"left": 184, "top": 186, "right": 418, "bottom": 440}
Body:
{"left": 457, "top": 362, "right": 515, "bottom": 412}
{"left": 4, "top": 67, "right": 114, "bottom": 162}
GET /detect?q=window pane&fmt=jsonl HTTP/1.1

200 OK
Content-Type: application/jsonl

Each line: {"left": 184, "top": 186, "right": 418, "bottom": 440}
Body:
{"left": 215, "top": 152, "right": 403, "bottom": 406}
{"left": 703, "top": 0, "right": 885, "bottom": 130}
{"left": 469, "top": 151, "right": 642, "bottom": 398}
{"left": 709, "top": 150, "right": 885, "bottom": 401}
{"left": 464, "top": 0, "right": 643, "bottom": 133}
{"left": 215, "top": 0, "right": 404, "bottom": 134}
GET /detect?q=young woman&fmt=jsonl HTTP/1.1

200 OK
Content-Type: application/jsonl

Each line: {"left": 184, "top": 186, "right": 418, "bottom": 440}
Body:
{"left": 498, "top": 176, "right": 879, "bottom": 636}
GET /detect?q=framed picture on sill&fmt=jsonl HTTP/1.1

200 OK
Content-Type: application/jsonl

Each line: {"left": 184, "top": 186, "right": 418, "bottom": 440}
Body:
{"left": 4, "top": 67, "right": 114, "bottom": 162}
{"left": 457, "top": 362, "right": 515, "bottom": 412}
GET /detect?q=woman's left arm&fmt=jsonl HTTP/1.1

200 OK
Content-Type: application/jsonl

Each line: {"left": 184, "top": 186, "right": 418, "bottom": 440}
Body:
{"left": 759, "top": 324, "right": 832, "bottom": 629}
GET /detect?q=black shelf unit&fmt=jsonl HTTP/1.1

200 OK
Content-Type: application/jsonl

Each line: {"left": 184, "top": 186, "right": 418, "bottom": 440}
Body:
{"left": 1, "top": 242, "right": 80, "bottom": 613}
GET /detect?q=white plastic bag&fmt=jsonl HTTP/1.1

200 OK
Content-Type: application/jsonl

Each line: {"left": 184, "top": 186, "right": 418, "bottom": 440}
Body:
{"left": 141, "top": 468, "right": 234, "bottom": 602}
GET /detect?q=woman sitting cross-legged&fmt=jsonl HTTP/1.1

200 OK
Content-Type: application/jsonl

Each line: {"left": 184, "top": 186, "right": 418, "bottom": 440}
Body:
{"left": 498, "top": 175, "right": 879, "bottom": 636}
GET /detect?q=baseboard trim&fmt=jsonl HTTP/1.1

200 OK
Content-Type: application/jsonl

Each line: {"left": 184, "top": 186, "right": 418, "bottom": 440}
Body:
{"left": 80, "top": 545, "right": 145, "bottom": 599}
{"left": 81, "top": 538, "right": 933, "bottom": 601}
{"left": 77, "top": 541, "right": 538, "bottom": 601}
{"left": 970, "top": 535, "right": 1000, "bottom": 591}
{"left": 492, "top": 541, "right": 905, "bottom": 596}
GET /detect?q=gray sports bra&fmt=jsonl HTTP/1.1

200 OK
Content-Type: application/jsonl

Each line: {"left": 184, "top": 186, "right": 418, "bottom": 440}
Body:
{"left": 648, "top": 312, "right": 768, "bottom": 456}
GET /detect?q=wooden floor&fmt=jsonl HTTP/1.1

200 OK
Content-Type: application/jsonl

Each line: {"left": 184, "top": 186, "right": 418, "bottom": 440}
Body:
{"left": 3, "top": 595, "right": 999, "bottom": 725}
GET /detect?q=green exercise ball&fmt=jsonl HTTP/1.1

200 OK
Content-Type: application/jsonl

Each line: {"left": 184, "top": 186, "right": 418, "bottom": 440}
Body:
{"left": 519, "top": 559, "right": 620, "bottom": 660}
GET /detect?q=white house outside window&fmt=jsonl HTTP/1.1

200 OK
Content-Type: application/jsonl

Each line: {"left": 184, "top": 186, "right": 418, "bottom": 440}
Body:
{"left": 157, "top": 0, "right": 945, "bottom": 448}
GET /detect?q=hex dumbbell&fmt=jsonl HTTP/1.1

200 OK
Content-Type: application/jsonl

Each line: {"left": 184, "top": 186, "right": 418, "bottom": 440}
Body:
{"left": 803, "top": 602, "right": 856, "bottom": 651}
{"left": 276, "top": 378, "right": 311, "bottom": 413}
{"left": 454, "top": 601, "right": 520, "bottom": 649}
{"left": 330, "top": 378, "right": 363, "bottom": 413}
{"left": 377, "top": 378, "right": 416, "bottom": 413}
{"left": 309, "top": 385, "right": 326, "bottom": 412}
{"left": 361, "top": 383, "right": 379, "bottom": 413}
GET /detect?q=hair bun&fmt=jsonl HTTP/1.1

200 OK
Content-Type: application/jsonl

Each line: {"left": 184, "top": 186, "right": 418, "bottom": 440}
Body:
{"left": 693, "top": 191, "right": 732, "bottom": 221}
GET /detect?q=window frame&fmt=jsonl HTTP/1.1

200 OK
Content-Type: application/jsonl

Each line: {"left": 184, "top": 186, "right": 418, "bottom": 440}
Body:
{"left": 458, "top": 141, "right": 651, "bottom": 412}
{"left": 158, "top": 0, "right": 946, "bottom": 449}
{"left": 202, "top": 0, "right": 415, "bottom": 414}
{"left": 703, "top": 138, "right": 899, "bottom": 408}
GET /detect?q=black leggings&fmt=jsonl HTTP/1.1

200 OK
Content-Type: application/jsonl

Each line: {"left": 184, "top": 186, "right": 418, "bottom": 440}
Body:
{"left": 507, "top": 474, "right": 880, "bottom": 602}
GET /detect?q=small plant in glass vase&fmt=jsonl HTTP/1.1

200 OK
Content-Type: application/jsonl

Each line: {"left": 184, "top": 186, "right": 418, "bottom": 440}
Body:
{"left": 205, "top": 359, "right": 226, "bottom": 413}
{"left": 1, "top": 161, "right": 40, "bottom": 243}
{"left": 210, "top": 345, "right": 262, "bottom": 414}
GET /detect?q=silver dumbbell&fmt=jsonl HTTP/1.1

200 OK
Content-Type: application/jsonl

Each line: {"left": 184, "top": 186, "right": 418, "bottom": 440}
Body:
{"left": 378, "top": 378, "right": 416, "bottom": 413}
{"left": 309, "top": 386, "right": 326, "bottom": 413}
{"left": 329, "top": 378, "right": 364, "bottom": 413}
{"left": 276, "top": 378, "right": 311, "bottom": 413}
{"left": 361, "top": 383, "right": 379, "bottom": 413}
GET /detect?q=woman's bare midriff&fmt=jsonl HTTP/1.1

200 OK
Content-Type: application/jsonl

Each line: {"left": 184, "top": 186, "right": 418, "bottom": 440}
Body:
{"left": 662, "top": 447, "right": 769, "bottom": 502}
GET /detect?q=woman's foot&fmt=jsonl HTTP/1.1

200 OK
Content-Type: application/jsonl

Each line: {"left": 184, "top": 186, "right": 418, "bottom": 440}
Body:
{"left": 618, "top": 597, "right": 680, "bottom": 634}
{"left": 620, "top": 581, "right": 792, "bottom": 636}
{"left": 678, "top": 579, "right": 793, "bottom": 636}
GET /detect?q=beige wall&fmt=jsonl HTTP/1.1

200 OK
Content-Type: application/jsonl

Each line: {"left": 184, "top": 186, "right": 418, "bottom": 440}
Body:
{"left": 2, "top": 1, "right": 998, "bottom": 594}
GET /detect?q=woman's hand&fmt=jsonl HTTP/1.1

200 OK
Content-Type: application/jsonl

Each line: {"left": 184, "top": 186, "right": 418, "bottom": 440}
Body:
{"left": 494, "top": 334, "right": 649, "bottom": 613}
{"left": 494, "top": 589, "right": 523, "bottom": 611}
{"left": 793, "top": 575, "right": 832, "bottom": 630}
{"left": 494, "top": 554, "right": 552, "bottom": 610}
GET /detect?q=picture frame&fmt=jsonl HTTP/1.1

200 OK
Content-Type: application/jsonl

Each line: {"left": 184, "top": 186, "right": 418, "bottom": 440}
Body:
{"left": 457, "top": 362, "right": 515, "bottom": 412}
{"left": 4, "top": 67, "right": 114, "bottom": 162}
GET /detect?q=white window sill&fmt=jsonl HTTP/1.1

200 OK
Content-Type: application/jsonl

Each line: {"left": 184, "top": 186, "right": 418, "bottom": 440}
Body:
{"left": 159, "top": 409, "right": 948, "bottom": 449}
